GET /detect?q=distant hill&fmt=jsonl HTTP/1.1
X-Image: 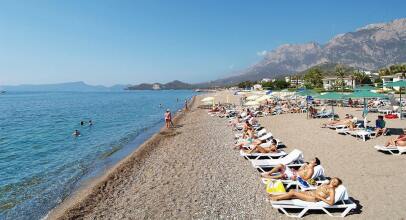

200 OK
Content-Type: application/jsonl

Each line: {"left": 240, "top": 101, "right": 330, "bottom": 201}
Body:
{"left": 2, "top": 81, "right": 128, "bottom": 92}
{"left": 127, "top": 80, "right": 195, "bottom": 90}
{"left": 295, "top": 63, "right": 355, "bottom": 77}
{"left": 206, "top": 18, "right": 406, "bottom": 86}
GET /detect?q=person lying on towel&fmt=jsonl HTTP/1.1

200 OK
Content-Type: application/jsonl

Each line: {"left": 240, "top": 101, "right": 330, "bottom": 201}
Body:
{"left": 269, "top": 177, "right": 342, "bottom": 206}
{"left": 385, "top": 128, "right": 406, "bottom": 147}
{"left": 242, "top": 139, "right": 278, "bottom": 153}
{"left": 261, "top": 157, "right": 320, "bottom": 181}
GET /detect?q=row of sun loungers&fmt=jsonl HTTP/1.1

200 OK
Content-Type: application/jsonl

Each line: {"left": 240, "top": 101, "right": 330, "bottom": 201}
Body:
{"left": 216, "top": 108, "right": 357, "bottom": 218}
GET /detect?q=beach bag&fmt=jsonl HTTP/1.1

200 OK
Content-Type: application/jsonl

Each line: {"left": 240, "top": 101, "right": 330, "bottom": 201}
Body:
{"left": 265, "top": 179, "right": 286, "bottom": 194}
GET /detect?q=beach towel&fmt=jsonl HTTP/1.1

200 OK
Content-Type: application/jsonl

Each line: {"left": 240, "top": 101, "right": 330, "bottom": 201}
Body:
{"left": 265, "top": 179, "right": 286, "bottom": 194}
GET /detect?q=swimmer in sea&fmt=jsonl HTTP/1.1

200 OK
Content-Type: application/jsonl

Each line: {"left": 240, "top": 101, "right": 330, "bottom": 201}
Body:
{"left": 73, "top": 129, "right": 81, "bottom": 136}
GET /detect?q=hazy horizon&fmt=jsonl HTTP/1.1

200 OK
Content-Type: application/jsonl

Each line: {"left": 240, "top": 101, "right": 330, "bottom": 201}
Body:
{"left": 1, "top": 0, "right": 406, "bottom": 86}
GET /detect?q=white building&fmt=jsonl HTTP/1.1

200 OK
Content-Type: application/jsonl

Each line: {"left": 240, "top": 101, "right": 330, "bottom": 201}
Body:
{"left": 261, "top": 78, "right": 272, "bottom": 83}
{"left": 285, "top": 76, "right": 304, "bottom": 86}
{"left": 381, "top": 73, "right": 405, "bottom": 91}
{"left": 152, "top": 84, "right": 161, "bottom": 90}
{"left": 322, "top": 77, "right": 355, "bottom": 90}
{"left": 253, "top": 84, "right": 263, "bottom": 91}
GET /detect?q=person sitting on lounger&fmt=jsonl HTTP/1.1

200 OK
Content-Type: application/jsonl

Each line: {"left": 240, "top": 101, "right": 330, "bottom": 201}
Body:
{"left": 375, "top": 115, "right": 387, "bottom": 137}
{"left": 261, "top": 157, "right": 321, "bottom": 181}
{"left": 385, "top": 128, "right": 406, "bottom": 147}
{"left": 243, "top": 138, "right": 278, "bottom": 154}
{"left": 269, "top": 177, "right": 342, "bottom": 206}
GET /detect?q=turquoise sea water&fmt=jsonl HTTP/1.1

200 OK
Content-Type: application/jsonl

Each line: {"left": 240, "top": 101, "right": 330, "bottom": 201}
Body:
{"left": 0, "top": 90, "right": 195, "bottom": 220}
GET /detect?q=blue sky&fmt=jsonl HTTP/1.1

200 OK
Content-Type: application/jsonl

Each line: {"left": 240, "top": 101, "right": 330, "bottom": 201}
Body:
{"left": 0, "top": 0, "right": 405, "bottom": 86}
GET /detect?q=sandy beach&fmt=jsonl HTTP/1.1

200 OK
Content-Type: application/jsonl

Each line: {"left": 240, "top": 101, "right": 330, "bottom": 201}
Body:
{"left": 49, "top": 90, "right": 406, "bottom": 219}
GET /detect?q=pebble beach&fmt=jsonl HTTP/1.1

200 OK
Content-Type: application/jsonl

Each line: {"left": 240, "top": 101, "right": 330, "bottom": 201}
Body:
{"left": 48, "top": 90, "right": 406, "bottom": 219}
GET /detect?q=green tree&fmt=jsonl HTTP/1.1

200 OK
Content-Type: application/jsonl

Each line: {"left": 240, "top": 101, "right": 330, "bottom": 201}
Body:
{"left": 273, "top": 80, "right": 290, "bottom": 90}
{"left": 353, "top": 70, "right": 372, "bottom": 85}
{"left": 303, "top": 68, "right": 323, "bottom": 88}
{"left": 237, "top": 81, "right": 255, "bottom": 89}
{"left": 335, "top": 64, "right": 346, "bottom": 92}
{"left": 261, "top": 81, "right": 273, "bottom": 89}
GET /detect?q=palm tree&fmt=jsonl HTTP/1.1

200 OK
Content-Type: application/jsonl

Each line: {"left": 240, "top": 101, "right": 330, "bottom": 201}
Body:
{"left": 335, "top": 64, "right": 346, "bottom": 92}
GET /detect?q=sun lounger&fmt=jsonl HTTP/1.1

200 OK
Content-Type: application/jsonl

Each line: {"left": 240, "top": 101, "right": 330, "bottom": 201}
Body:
{"left": 348, "top": 130, "right": 375, "bottom": 141}
{"left": 251, "top": 149, "right": 304, "bottom": 172}
{"left": 316, "top": 111, "right": 333, "bottom": 118}
{"left": 326, "top": 124, "right": 348, "bottom": 130}
{"left": 374, "top": 145, "right": 406, "bottom": 155}
{"left": 240, "top": 150, "right": 287, "bottom": 160}
{"left": 270, "top": 185, "right": 356, "bottom": 218}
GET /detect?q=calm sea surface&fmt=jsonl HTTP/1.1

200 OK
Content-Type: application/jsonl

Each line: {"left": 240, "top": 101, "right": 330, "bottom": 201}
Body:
{"left": 0, "top": 90, "right": 195, "bottom": 219}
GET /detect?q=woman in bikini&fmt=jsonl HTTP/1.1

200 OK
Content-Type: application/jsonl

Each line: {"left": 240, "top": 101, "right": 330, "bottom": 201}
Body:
{"left": 243, "top": 138, "right": 278, "bottom": 154}
{"left": 385, "top": 128, "right": 406, "bottom": 147}
{"left": 261, "top": 157, "right": 320, "bottom": 181}
{"left": 269, "top": 177, "right": 342, "bottom": 206}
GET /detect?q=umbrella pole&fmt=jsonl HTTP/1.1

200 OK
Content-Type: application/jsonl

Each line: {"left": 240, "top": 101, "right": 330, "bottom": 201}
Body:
{"left": 332, "top": 101, "right": 334, "bottom": 120}
{"left": 306, "top": 101, "right": 308, "bottom": 119}
{"left": 400, "top": 88, "right": 403, "bottom": 120}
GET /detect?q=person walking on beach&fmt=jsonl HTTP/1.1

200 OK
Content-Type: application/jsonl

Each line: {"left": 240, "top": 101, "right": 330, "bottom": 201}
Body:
{"left": 184, "top": 99, "right": 188, "bottom": 111}
{"left": 164, "top": 109, "right": 172, "bottom": 128}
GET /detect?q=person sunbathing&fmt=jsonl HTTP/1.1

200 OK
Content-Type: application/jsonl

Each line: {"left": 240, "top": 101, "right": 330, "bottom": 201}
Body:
{"left": 261, "top": 157, "right": 321, "bottom": 181}
{"left": 385, "top": 128, "right": 406, "bottom": 147}
{"left": 243, "top": 139, "right": 278, "bottom": 154}
{"left": 269, "top": 177, "right": 342, "bottom": 206}
{"left": 322, "top": 117, "right": 356, "bottom": 129}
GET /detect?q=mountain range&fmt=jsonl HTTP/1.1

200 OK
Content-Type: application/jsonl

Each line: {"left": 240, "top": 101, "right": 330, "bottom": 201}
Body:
{"left": 127, "top": 80, "right": 194, "bottom": 90}
{"left": 1, "top": 81, "right": 128, "bottom": 92}
{"left": 205, "top": 18, "right": 406, "bottom": 86}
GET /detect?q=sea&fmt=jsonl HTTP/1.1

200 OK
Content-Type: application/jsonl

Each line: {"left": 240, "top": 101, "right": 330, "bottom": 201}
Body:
{"left": 0, "top": 90, "right": 196, "bottom": 220}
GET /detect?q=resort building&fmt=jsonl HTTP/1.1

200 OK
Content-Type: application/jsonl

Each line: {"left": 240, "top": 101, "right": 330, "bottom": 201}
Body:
{"left": 261, "top": 78, "right": 272, "bottom": 83}
{"left": 381, "top": 73, "right": 405, "bottom": 91}
{"left": 253, "top": 84, "right": 263, "bottom": 90}
{"left": 322, "top": 77, "right": 355, "bottom": 90}
{"left": 285, "top": 76, "right": 304, "bottom": 87}
{"left": 152, "top": 84, "right": 161, "bottom": 90}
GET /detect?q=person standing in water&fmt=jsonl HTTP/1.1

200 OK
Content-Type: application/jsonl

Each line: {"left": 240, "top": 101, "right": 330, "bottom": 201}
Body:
{"left": 164, "top": 109, "right": 172, "bottom": 128}
{"left": 80, "top": 121, "right": 85, "bottom": 126}
{"left": 88, "top": 120, "right": 93, "bottom": 126}
{"left": 73, "top": 129, "right": 81, "bottom": 136}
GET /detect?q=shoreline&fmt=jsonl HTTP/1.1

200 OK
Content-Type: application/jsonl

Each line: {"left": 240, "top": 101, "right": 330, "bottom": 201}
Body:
{"left": 47, "top": 96, "right": 196, "bottom": 219}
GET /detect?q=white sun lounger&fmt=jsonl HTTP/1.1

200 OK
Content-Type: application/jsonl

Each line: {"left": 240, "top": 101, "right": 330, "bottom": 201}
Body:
{"left": 251, "top": 149, "right": 304, "bottom": 172}
{"left": 374, "top": 145, "right": 406, "bottom": 155}
{"left": 270, "top": 185, "right": 356, "bottom": 218}
{"left": 240, "top": 150, "right": 287, "bottom": 160}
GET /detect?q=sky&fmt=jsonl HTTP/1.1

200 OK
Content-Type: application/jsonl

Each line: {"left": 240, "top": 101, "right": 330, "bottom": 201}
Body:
{"left": 0, "top": 0, "right": 405, "bottom": 86}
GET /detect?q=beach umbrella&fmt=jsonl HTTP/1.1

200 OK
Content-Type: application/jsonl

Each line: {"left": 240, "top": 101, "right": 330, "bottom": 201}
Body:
{"left": 354, "top": 85, "right": 376, "bottom": 91}
{"left": 385, "top": 80, "right": 406, "bottom": 119}
{"left": 347, "top": 90, "right": 387, "bottom": 118}
{"left": 201, "top": 97, "right": 214, "bottom": 102}
{"left": 315, "top": 92, "right": 346, "bottom": 118}
{"left": 297, "top": 89, "right": 319, "bottom": 97}
{"left": 244, "top": 100, "right": 259, "bottom": 106}
{"left": 246, "top": 95, "right": 260, "bottom": 101}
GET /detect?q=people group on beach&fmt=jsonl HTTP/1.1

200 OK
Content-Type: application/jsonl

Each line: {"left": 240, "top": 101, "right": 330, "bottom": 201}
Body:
{"left": 205, "top": 93, "right": 406, "bottom": 217}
